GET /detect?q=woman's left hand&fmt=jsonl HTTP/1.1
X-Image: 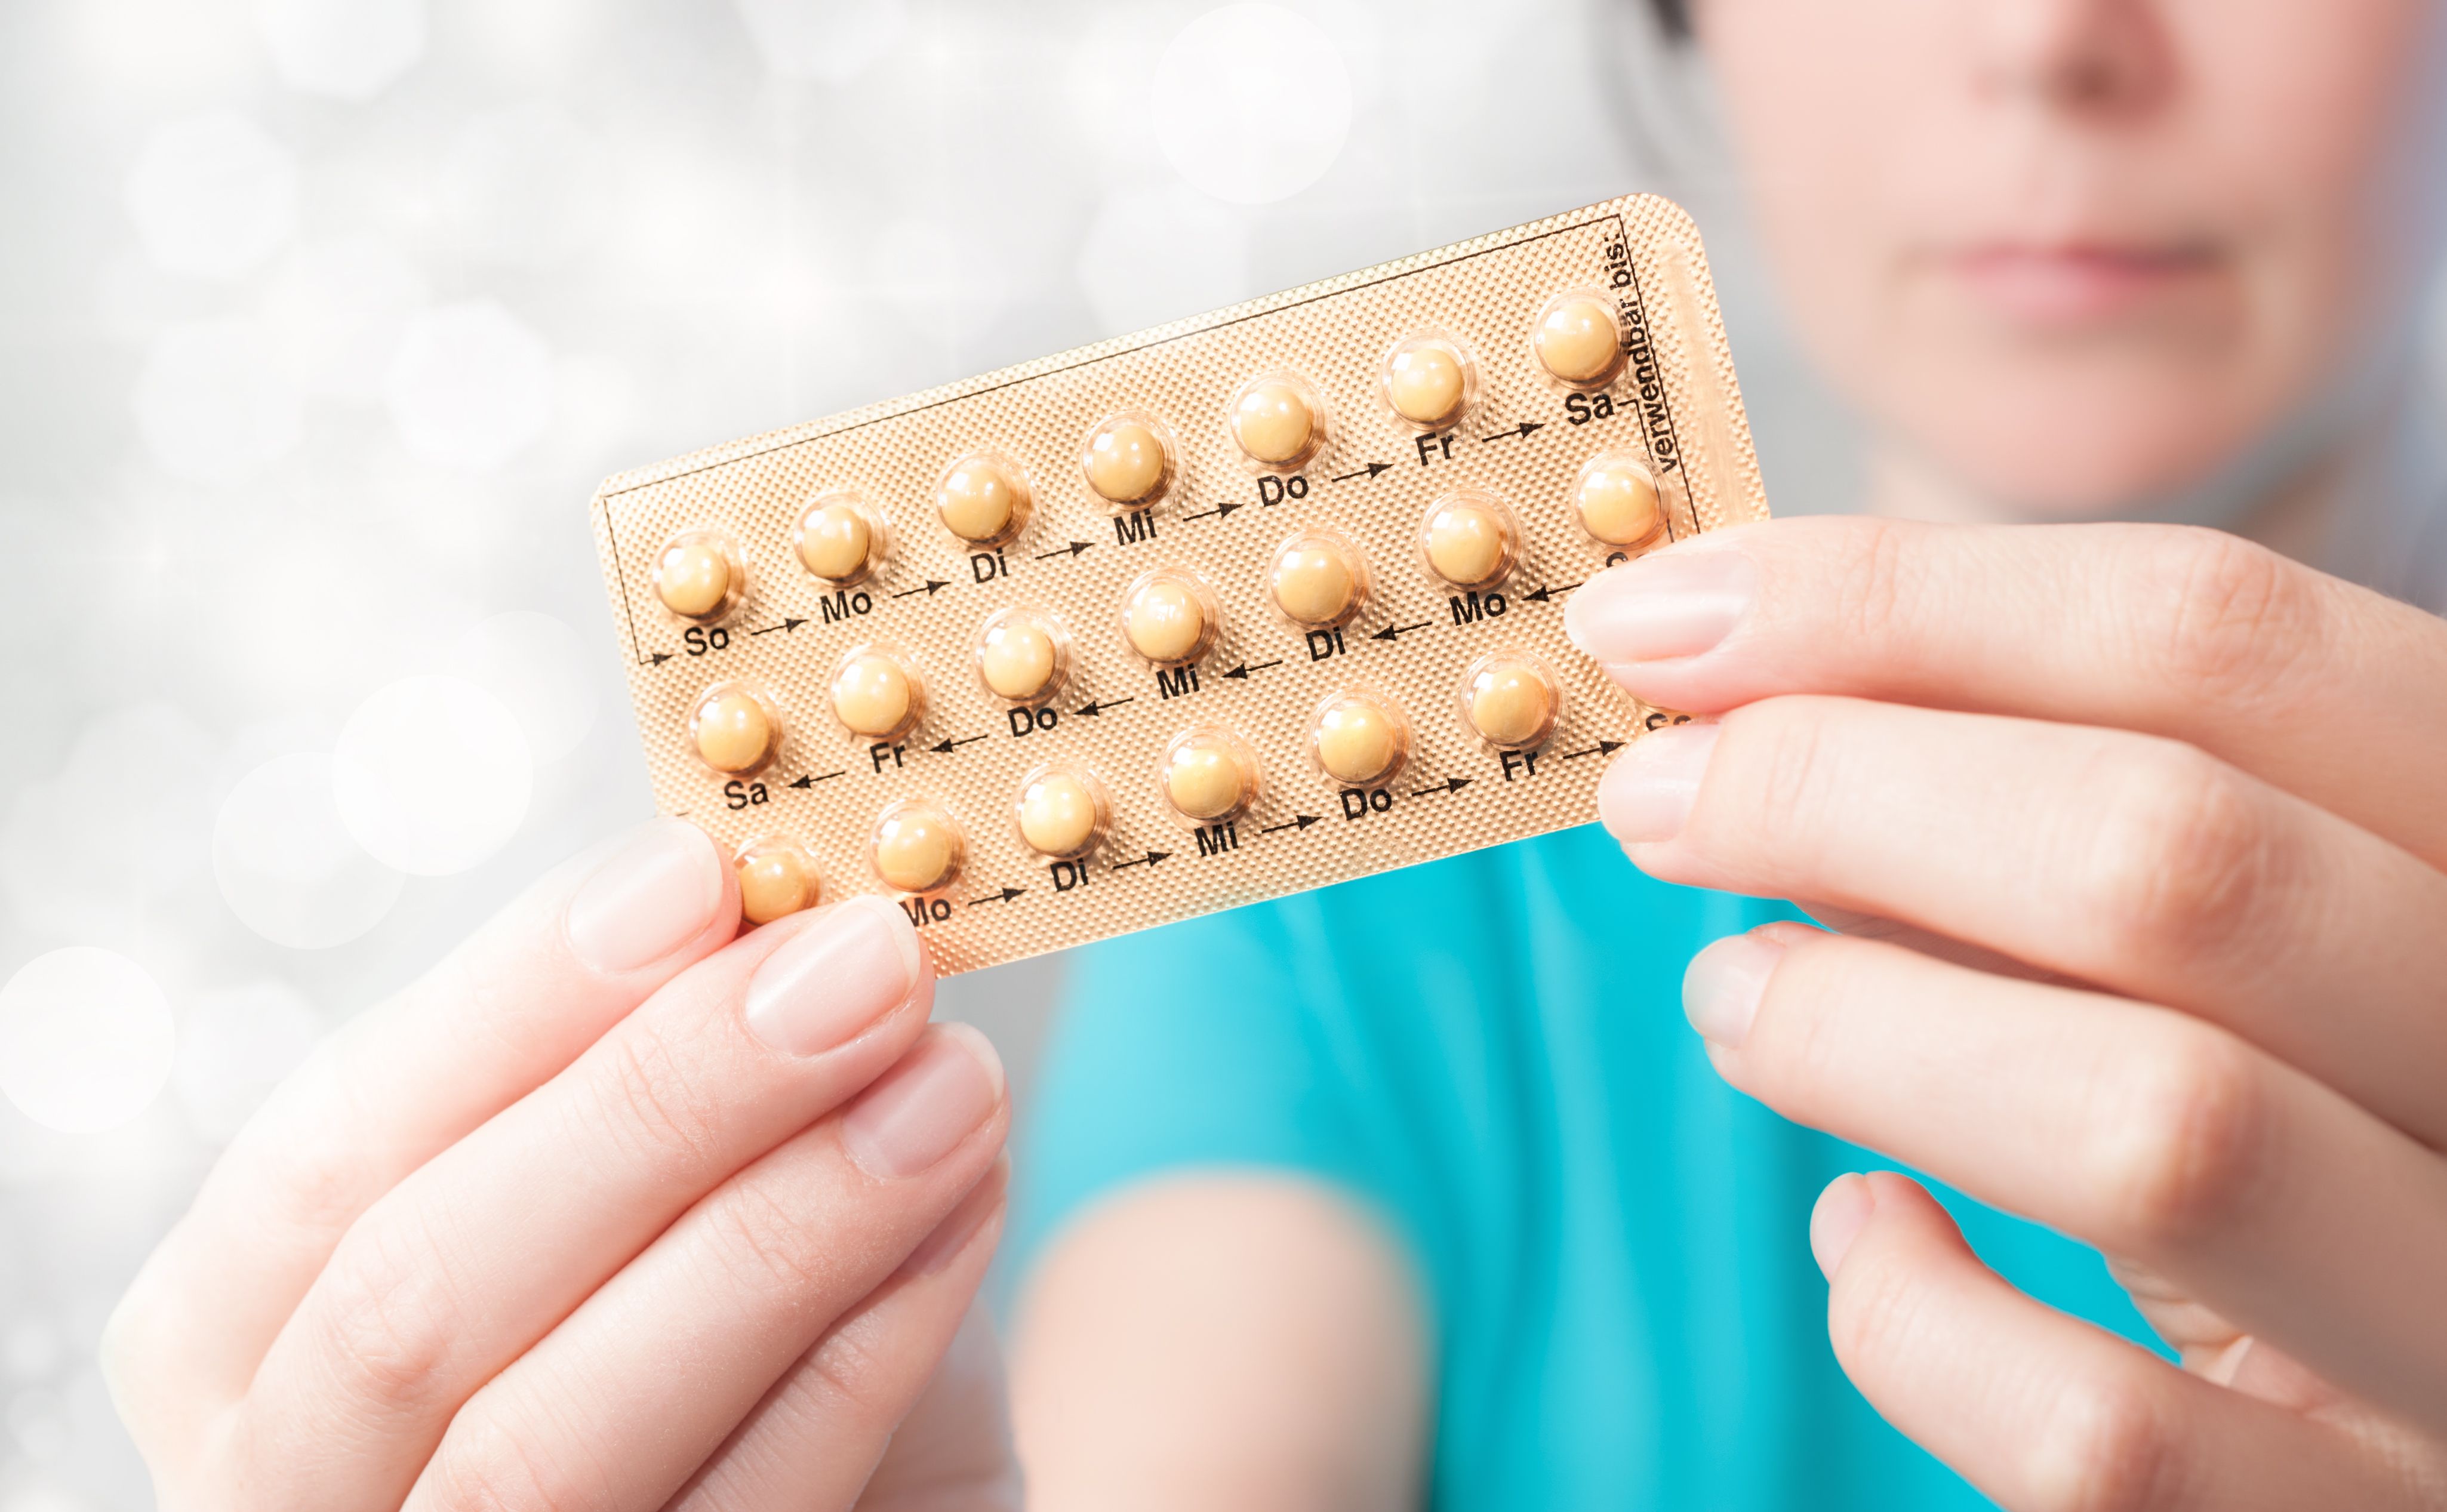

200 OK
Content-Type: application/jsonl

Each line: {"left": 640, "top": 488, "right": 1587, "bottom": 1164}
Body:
{"left": 1570, "top": 516, "right": 2447, "bottom": 1508}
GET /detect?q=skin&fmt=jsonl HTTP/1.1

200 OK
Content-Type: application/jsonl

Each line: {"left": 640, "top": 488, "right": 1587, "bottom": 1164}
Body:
{"left": 106, "top": 820, "right": 1021, "bottom": 1511}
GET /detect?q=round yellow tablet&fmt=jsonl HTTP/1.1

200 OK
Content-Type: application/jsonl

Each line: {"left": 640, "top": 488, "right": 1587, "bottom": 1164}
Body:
{"left": 1535, "top": 296, "right": 1620, "bottom": 386}
{"left": 1084, "top": 418, "right": 1169, "bottom": 505}
{"left": 735, "top": 837, "right": 820, "bottom": 925}
{"left": 873, "top": 802, "right": 962, "bottom": 893}
{"left": 693, "top": 688, "right": 777, "bottom": 774}
{"left": 1423, "top": 495, "right": 1515, "bottom": 588}
{"left": 1574, "top": 454, "right": 1662, "bottom": 546}
{"left": 1466, "top": 658, "right": 1560, "bottom": 749}
{"left": 1314, "top": 697, "right": 1405, "bottom": 787}
{"left": 1270, "top": 535, "right": 1361, "bottom": 626}
{"left": 1232, "top": 378, "right": 1317, "bottom": 466}
{"left": 657, "top": 540, "right": 732, "bottom": 618}
{"left": 830, "top": 652, "right": 917, "bottom": 740}
{"left": 797, "top": 498, "right": 875, "bottom": 581}
{"left": 937, "top": 454, "right": 1026, "bottom": 544}
{"left": 1386, "top": 341, "right": 1466, "bottom": 428}
{"left": 1163, "top": 737, "right": 1250, "bottom": 821}
{"left": 979, "top": 618, "right": 1058, "bottom": 701}
{"left": 1124, "top": 577, "right": 1209, "bottom": 664}
{"left": 1017, "top": 769, "right": 1101, "bottom": 858}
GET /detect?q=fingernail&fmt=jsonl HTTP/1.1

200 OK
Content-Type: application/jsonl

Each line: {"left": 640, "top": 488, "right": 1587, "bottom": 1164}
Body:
{"left": 745, "top": 897, "right": 921, "bottom": 1057}
{"left": 1811, "top": 1174, "right": 1875, "bottom": 1280}
{"left": 897, "top": 1166, "right": 1008, "bottom": 1278}
{"left": 1565, "top": 547, "right": 1755, "bottom": 663}
{"left": 566, "top": 819, "right": 726, "bottom": 974}
{"left": 842, "top": 1024, "right": 1005, "bottom": 1180}
{"left": 1682, "top": 928, "right": 1787, "bottom": 1049}
{"left": 1598, "top": 723, "right": 1719, "bottom": 843}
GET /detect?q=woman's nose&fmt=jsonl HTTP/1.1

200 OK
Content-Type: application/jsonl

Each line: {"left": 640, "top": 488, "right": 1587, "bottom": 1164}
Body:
{"left": 1973, "top": 0, "right": 2172, "bottom": 115}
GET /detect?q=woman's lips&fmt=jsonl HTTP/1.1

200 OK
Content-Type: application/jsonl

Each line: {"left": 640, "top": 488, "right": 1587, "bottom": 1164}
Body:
{"left": 1941, "top": 243, "right": 2221, "bottom": 325}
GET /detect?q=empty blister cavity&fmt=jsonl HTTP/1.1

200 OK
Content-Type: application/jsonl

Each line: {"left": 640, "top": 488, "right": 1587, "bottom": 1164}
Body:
{"left": 796, "top": 490, "right": 889, "bottom": 586}
{"left": 1081, "top": 412, "right": 1177, "bottom": 508}
{"left": 690, "top": 681, "right": 785, "bottom": 776}
{"left": 829, "top": 643, "right": 928, "bottom": 743}
{"left": 654, "top": 529, "right": 746, "bottom": 622}
{"left": 1228, "top": 369, "right": 1327, "bottom": 471}
{"left": 871, "top": 799, "right": 965, "bottom": 894}
{"left": 735, "top": 834, "right": 823, "bottom": 925}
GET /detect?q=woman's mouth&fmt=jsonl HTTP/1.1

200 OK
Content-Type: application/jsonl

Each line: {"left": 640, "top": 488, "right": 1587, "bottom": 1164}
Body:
{"left": 1942, "top": 242, "right": 2224, "bottom": 327}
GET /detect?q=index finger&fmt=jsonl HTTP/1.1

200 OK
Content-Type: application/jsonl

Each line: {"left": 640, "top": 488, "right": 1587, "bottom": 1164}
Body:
{"left": 1565, "top": 516, "right": 2447, "bottom": 868}
{"left": 110, "top": 818, "right": 739, "bottom": 1425}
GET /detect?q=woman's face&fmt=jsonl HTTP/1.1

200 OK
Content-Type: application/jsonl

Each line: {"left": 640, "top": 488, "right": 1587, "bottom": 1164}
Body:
{"left": 1695, "top": 0, "right": 2445, "bottom": 513}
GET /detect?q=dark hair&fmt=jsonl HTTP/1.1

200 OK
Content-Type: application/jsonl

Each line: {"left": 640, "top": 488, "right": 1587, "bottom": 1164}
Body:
{"left": 1648, "top": 0, "right": 1689, "bottom": 39}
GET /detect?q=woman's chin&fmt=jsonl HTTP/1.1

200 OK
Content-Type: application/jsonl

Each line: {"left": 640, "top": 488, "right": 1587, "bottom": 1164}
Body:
{"left": 1887, "top": 386, "right": 2282, "bottom": 522}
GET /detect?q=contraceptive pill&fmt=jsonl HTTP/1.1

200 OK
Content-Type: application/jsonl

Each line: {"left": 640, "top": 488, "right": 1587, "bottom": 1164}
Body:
{"left": 593, "top": 193, "right": 1770, "bottom": 971}
{"left": 735, "top": 834, "right": 822, "bottom": 925}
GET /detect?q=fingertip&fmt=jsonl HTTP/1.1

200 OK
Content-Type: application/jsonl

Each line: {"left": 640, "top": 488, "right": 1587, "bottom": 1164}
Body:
{"left": 565, "top": 818, "right": 734, "bottom": 977}
{"left": 1810, "top": 1173, "right": 1876, "bottom": 1279}
{"left": 1682, "top": 927, "right": 1789, "bottom": 1049}
{"left": 1597, "top": 722, "right": 1720, "bottom": 846}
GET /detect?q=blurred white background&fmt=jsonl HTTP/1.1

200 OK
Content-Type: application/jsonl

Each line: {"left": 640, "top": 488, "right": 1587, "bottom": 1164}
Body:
{"left": 0, "top": 1, "right": 1858, "bottom": 1504}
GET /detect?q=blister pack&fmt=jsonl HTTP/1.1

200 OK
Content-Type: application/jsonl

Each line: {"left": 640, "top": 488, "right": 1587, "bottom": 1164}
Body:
{"left": 589, "top": 193, "right": 1769, "bottom": 973}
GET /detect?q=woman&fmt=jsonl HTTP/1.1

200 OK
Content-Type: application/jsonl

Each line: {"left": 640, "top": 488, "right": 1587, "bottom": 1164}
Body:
{"left": 1009, "top": 1, "right": 2447, "bottom": 1508}
{"left": 106, "top": 1, "right": 2447, "bottom": 1508}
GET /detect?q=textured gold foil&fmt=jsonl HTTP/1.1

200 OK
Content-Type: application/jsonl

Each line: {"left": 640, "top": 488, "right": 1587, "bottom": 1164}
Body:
{"left": 589, "top": 193, "right": 1771, "bottom": 972}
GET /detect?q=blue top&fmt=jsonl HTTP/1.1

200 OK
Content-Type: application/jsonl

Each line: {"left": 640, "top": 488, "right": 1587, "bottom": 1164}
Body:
{"left": 1011, "top": 824, "right": 2161, "bottom": 1510}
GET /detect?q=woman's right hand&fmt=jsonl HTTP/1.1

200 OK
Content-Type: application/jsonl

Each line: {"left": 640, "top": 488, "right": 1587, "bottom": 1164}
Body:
{"left": 103, "top": 817, "right": 1019, "bottom": 1511}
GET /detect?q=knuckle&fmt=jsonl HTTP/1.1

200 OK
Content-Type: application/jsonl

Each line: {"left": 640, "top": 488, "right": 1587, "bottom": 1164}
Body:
{"left": 2083, "top": 744, "right": 2269, "bottom": 965}
{"left": 587, "top": 1013, "right": 731, "bottom": 1184}
{"left": 2086, "top": 1026, "right": 2268, "bottom": 1253}
{"left": 1832, "top": 517, "right": 1918, "bottom": 645}
{"left": 2141, "top": 529, "right": 2314, "bottom": 706}
{"left": 312, "top": 1221, "right": 466, "bottom": 1421}
{"left": 1731, "top": 703, "right": 1842, "bottom": 861}
{"left": 2021, "top": 1369, "right": 2183, "bottom": 1512}
{"left": 789, "top": 1319, "right": 898, "bottom": 1422}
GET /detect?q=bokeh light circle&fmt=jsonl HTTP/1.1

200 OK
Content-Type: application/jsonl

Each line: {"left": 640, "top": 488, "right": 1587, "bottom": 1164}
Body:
{"left": 333, "top": 675, "right": 533, "bottom": 875}
{"left": 451, "top": 611, "right": 596, "bottom": 763}
{"left": 123, "top": 110, "right": 298, "bottom": 278}
{"left": 0, "top": 948, "right": 176, "bottom": 1135}
{"left": 1150, "top": 4, "right": 1352, "bottom": 205}
{"left": 214, "top": 752, "right": 405, "bottom": 949}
